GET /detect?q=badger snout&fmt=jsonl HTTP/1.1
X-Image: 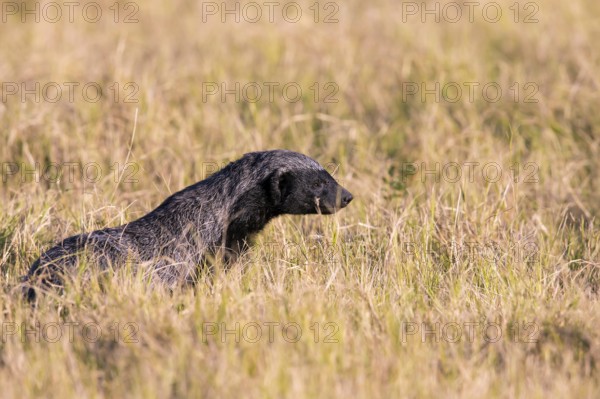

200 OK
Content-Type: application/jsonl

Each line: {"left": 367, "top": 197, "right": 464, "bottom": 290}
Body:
{"left": 331, "top": 186, "right": 353, "bottom": 211}
{"left": 340, "top": 187, "right": 353, "bottom": 208}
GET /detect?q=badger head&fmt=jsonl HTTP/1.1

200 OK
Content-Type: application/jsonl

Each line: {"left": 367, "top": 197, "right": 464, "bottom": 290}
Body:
{"left": 269, "top": 167, "right": 353, "bottom": 215}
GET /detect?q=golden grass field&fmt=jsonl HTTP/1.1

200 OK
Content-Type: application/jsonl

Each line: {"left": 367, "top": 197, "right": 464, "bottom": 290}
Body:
{"left": 1, "top": 0, "right": 599, "bottom": 397}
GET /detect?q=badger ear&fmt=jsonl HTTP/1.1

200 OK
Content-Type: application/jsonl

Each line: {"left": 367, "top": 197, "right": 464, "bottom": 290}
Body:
{"left": 269, "top": 170, "right": 290, "bottom": 204}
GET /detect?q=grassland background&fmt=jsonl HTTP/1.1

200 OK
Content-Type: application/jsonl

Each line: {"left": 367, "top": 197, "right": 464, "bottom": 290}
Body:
{"left": 1, "top": 0, "right": 599, "bottom": 397}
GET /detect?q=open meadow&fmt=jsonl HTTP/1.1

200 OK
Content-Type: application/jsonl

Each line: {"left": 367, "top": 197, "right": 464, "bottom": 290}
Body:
{"left": 1, "top": 0, "right": 599, "bottom": 397}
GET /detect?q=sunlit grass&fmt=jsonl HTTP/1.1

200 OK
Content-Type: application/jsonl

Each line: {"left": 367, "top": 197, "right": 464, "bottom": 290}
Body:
{"left": 0, "top": 0, "right": 599, "bottom": 397}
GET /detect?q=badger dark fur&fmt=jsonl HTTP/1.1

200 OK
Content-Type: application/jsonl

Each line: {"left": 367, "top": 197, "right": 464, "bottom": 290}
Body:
{"left": 24, "top": 150, "right": 353, "bottom": 299}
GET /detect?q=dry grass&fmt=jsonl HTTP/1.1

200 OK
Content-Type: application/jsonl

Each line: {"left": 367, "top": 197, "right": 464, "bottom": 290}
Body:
{"left": 1, "top": 0, "right": 599, "bottom": 397}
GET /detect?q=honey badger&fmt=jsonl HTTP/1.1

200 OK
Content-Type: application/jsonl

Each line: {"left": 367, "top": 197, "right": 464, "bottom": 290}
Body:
{"left": 24, "top": 150, "right": 353, "bottom": 298}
